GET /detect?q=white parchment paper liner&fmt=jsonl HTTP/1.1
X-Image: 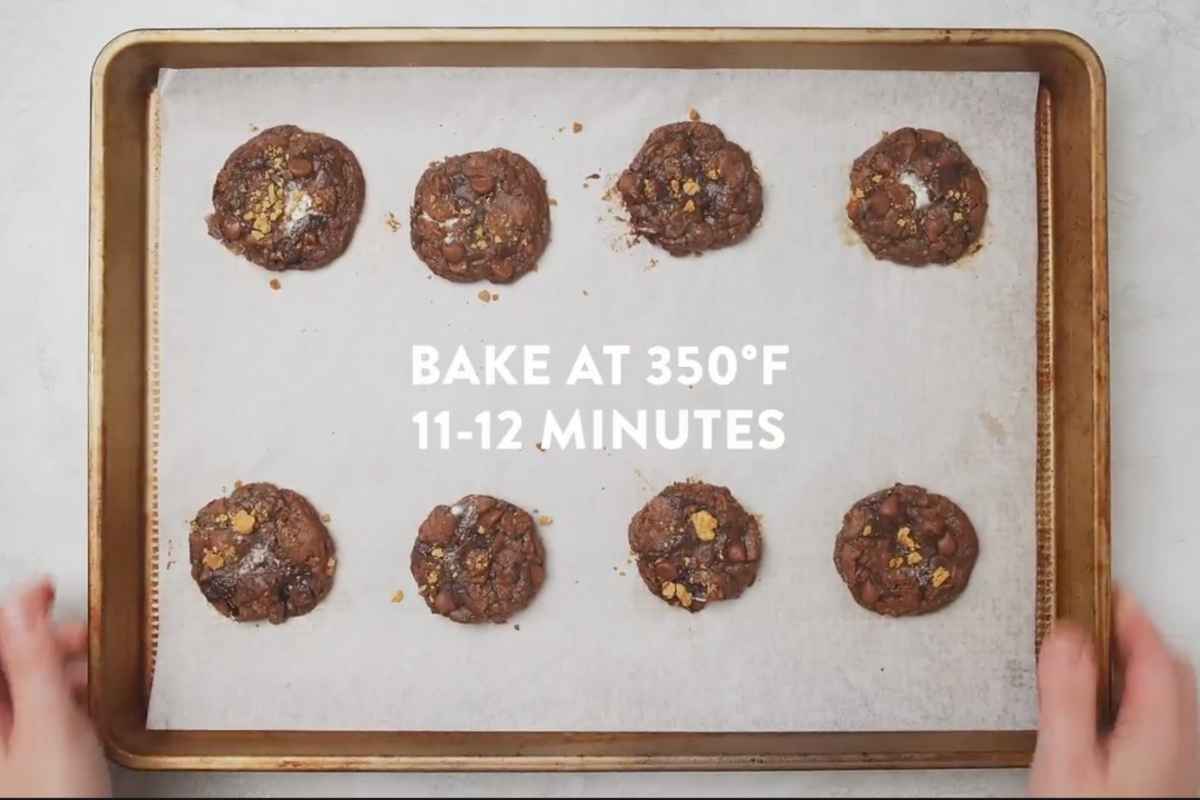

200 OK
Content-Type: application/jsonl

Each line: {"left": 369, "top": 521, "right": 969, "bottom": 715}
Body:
{"left": 149, "top": 67, "right": 1038, "bottom": 731}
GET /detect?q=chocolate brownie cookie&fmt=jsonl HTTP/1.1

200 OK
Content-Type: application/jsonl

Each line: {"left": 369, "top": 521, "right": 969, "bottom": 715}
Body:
{"left": 846, "top": 128, "right": 987, "bottom": 266}
{"left": 410, "top": 149, "right": 551, "bottom": 283}
{"left": 616, "top": 121, "right": 763, "bottom": 256}
{"left": 411, "top": 495, "right": 546, "bottom": 623}
{"left": 189, "top": 482, "right": 336, "bottom": 624}
{"left": 833, "top": 483, "right": 978, "bottom": 616}
{"left": 207, "top": 125, "right": 365, "bottom": 271}
{"left": 628, "top": 481, "right": 762, "bottom": 613}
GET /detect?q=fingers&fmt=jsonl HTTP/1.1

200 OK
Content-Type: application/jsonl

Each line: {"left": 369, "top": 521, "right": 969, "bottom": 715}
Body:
{"left": 0, "top": 579, "right": 75, "bottom": 728}
{"left": 1112, "top": 589, "right": 1186, "bottom": 733}
{"left": 66, "top": 658, "right": 88, "bottom": 704}
{"left": 1033, "top": 620, "right": 1101, "bottom": 773}
{"left": 52, "top": 621, "right": 88, "bottom": 706}
{"left": 1115, "top": 588, "right": 1171, "bottom": 669}
{"left": 1176, "top": 658, "right": 1198, "bottom": 737}
{"left": 55, "top": 621, "right": 87, "bottom": 658}
{"left": 0, "top": 672, "right": 11, "bottom": 747}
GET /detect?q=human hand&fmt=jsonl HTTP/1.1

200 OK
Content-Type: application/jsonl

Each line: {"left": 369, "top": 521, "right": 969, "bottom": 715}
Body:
{"left": 0, "top": 579, "right": 110, "bottom": 798}
{"left": 1030, "top": 589, "right": 1199, "bottom": 797}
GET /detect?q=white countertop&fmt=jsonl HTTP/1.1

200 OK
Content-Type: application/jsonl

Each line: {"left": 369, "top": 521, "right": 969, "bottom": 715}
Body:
{"left": 2, "top": 0, "right": 1195, "bottom": 795}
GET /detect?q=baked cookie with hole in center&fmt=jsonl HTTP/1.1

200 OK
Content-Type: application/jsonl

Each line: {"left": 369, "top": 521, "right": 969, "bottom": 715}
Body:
{"left": 207, "top": 125, "right": 365, "bottom": 271}
{"left": 846, "top": 127, "right": 987, "bottom": 266}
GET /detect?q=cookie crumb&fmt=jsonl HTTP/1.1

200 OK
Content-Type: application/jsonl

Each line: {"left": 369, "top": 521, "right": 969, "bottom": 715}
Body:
{"left": 385, "top": 211, "right": 402, "bottom": 232}
{"left": 535, "top": 441, "right": 546, "bottom": 452}
{"left": 688, "top": 108, "right": 701, "bottom": 121}
{"left": 491, "top": 292, "right": 499, "bottom": 302}
{"left": 320, "top": 513, "right": 332, "bottom": 523}
{"left": 391, "top": 589, "right": 405, "bottom": 604}
{"left": 537, "top": 515, "right": 554, "bottom": 526}
{"left": 477, "top": 290, "right": 492, "bottom": 303}
{"left": 585, "top": 172, "right": 600, "bottom": 181}
{"left": 548, "top": 197, "right": 558, "bottom": 206}
{"left": 572, "top": 121, "right": 583, "bottom": 133}
{"left": 269, "top": 278, "right": 281, "bottom": 291}
{"left": 645, "top": 258, "right": 658, "bottom": 271}
{"left": 249, "top": 124, "right": 259, "bottom": 132}
{"left": 513, "top": 623, "right": 521, "bottom": 631}
{"left": 582, "top": 290, "right": 590, "bottom": 297}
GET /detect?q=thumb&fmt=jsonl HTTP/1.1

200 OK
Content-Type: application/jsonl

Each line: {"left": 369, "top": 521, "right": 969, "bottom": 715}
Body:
{"left": 0, "top": 579, "right": 74, "bottom": 728}
{"left": 1033, "top": 622, "right": 1102, "bottom": 773}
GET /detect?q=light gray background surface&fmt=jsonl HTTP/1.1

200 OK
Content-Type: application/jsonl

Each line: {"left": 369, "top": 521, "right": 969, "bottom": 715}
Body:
{"left": 0, "top": 0, "right": 1195, "bottom": 795}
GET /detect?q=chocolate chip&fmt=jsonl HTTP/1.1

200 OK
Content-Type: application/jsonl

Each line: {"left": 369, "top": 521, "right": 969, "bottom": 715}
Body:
{"left": 725, "top": 541, "right": 747, "bottom": 562}
{"left": 653, "top": 560, "right": 678, "bottom": 580}
{"left": 288, "top": 156, "right": 313, "bottom": 178}
{"left": 221, "top": 215, "right": 243, "bottom": 241}
{"left": 866, "top": 190, "right": 892, "bottom": 218}
{"left": 860, "top": 580, "right": 880, "bottom": 605}
{"left": 878, "top": 494, "right": 900, "bottom": 518}
{"left": 617, "top": 171, "right": 637, "bottom": 196}
{"left": 937, "top": 533, "right": 957, "bottom": 556}
{"left": 469, "top": 173, "right": 495, "bottom": 194}
{"left": 433, "top": 589, "right": 457, "bottom": 614}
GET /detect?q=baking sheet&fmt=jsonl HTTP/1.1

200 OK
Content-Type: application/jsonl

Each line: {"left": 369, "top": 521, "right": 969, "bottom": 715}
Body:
{"left": 148, "top": 66, "right": 1038, "bottom": 732}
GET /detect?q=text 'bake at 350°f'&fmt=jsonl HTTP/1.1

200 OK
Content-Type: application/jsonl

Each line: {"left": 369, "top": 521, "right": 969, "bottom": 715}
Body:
{"left": 410, "top": 344, "right": 790, "bottom": 452}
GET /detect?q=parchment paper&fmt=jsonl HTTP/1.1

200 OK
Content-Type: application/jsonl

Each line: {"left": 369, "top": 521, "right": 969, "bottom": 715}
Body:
{"left": 149, "top": 66, "right": 1038, "bottom": 732}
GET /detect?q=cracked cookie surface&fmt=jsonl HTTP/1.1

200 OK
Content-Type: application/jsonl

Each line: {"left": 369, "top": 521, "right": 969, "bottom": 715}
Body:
{"left": 617, "top": 122, "right": 763, "bottom": 256}
{"left": 846, "top": 127, "right": 987, "bottom": 266}
{"left": 411, "top": 495, "right": 546, "bottom": 623}
{"left": 189, "top": 482, "right": 336, "bottom": 624}
{"left": 628, "top": 481, "right": 762, "bottom": 613}
{"left": 410, "top": 149, "right": 551, "bottom": 283}
{"left": 207, "top": 125, "right": 365, "bottom": 271}
{"left": 833, "top": 483, "right": 978, "bottom": 616}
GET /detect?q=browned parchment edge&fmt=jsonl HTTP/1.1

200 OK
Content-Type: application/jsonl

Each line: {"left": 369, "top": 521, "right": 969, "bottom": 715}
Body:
{"left": 144, "top": 86, "right": 161, "bottom": 705}
{"left": 89, "top": 26, "right": 1109, "bottom": 771}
